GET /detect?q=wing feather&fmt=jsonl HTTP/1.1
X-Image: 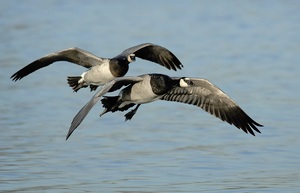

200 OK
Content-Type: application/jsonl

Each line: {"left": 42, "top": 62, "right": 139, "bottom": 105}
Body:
{"left": 121, "top": 43, "right": 183, "bottom": 71}
{"left": 66, "top": 76, "right": 143, "bottom": 140}
{"left": 161, "top": 78, "right": 262, "bottom": 135}
{"left": 11, "top": 47, "right": 104, "bottom": 81}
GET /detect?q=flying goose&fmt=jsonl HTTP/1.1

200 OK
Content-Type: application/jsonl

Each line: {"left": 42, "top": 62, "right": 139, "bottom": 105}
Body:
{"left": 10, "top": 43, "right": 183, "bottom": 92}
{"left": 66, "top": 73, "right": 262, "bottom": 140}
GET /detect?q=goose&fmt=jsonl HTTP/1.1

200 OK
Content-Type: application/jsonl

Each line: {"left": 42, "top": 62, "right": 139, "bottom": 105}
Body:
{"left": 10, "top": 43, "right": 183, "bottom": 92}
{"left": 66, "top": 73, "right": 262, "bottom": 140}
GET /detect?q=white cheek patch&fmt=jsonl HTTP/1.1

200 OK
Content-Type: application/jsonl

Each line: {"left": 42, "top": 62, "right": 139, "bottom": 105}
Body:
{"left": 179, "top": 78, "right": 190, "bottom": 87}
{"left": 127, "top": 54, "right": 136, "bottom": 62}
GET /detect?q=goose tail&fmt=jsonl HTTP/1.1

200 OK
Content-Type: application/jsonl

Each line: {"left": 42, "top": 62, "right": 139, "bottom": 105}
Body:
{"left": 67, "top": 76, "right": 86, "bottom": 92}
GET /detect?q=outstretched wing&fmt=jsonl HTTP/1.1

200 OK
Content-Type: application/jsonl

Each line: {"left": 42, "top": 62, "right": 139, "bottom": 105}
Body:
{"left": 11, "top": 47, "right": 104, "bottom": 81}
{"left": 161, "top": 78, "right": 263, "bottom": 135}
{"left": 119, "top": 43, "right": 183, "bottom": 71}
{"left": 66, "top": 76, "right": 143, "bottom": 140}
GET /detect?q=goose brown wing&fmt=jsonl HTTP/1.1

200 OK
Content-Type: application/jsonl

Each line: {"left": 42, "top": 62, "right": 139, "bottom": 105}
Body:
{"left": 66, "top": 76, "right": 143, "bottom": 140}
{"left": 11, "top": 47, "right": 104, "bottom": 81}
{"left": 161, "top": 78, "right": 262, "bottom": 135}
{"left": 121, "top": 43, "right": 183, "bottom": 71}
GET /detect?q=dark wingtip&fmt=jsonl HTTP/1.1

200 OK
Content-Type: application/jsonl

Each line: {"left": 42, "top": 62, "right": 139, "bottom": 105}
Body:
{"left": 251, "top": 120, "right": 263, "bottom": 134}
{"left": 167, "top": 60, "right": 183, "bottom": 71}
{"left": 176, "top": 63, "right": 184, "bottom": 71}
{"left": 169, "top": 55, "right": 183, "bottom": 71}
{"left": 10, "top": 60, "right": 41, "bottom": 81}
{"left": 246, "top": 121, "right": 263, "bottom": 136}
{"left": 228, "top": 107, "right": 263, "bottom": 136}
{"left": 10, "top": 73, "right": 22, "bottom": 81}
{"left": 65, "top": 118, "right": 79, "bottom": 140}
{"left": 65, "top": 120, "right": 80, "bottom": 140}
{"left": 66, "top": 131, "right": 72, "bottom": 140}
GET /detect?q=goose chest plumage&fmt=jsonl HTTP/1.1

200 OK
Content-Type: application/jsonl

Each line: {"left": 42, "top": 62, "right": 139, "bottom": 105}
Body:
{"left": 66, "top": 73, "right": 263, "bottom": 140}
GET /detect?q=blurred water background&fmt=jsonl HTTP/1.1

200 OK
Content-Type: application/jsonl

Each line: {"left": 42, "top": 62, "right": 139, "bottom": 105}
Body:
{"left": 1, "top": 0, "right": 300, "bottom": 192}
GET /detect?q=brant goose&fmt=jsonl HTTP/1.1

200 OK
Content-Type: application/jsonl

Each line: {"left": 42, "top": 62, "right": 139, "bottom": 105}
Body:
{"left": 10, "top": 43, "right": 183, "bottom": 92}
{"left": 66, "top": 73, "right": 262, "bottom": 139}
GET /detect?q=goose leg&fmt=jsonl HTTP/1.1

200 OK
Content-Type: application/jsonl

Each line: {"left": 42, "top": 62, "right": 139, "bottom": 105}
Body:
{"left": 124, "top": 104, "right": 141, "bottom": 121}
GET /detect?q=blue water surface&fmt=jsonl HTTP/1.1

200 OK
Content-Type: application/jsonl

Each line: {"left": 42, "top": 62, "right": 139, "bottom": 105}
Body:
{"left": 1, "top": 1, "right": 299, "bottom": 192}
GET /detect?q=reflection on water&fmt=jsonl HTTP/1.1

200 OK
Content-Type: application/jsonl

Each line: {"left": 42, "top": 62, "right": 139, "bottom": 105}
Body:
{"left": 1, "top": 1, "right": 300, "bottom": 192}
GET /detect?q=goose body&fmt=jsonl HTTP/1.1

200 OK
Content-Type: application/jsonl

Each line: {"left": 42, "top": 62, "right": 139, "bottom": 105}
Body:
{"left": 66, "top": 73, "right": 262, "bottom": 139}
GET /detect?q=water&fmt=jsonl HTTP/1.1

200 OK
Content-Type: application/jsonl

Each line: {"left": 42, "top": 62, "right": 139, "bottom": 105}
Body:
{"left": 1, "top": 0, "right": 300, "bottom": 192}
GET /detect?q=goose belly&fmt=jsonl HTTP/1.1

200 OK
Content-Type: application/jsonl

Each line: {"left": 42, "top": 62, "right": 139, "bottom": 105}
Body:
{"left": 83, "top": 61, "right": 115, "bottom": 85}
{"left": 125, "top": 80, "right": 160, "bottom": 104}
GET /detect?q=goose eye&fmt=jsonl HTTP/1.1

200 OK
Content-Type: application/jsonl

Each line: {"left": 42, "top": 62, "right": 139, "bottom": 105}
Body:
{"left": 185, "top": 78, "right": 194, "bottom": 85}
